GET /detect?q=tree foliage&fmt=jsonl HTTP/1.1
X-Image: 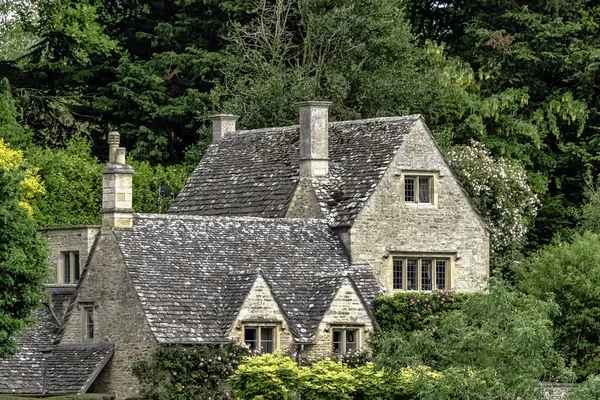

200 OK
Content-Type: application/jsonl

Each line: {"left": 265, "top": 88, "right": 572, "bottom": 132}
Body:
{"left": 374, "top": 281, "right": 571, "bottom": 399}
{"left": 518, "top": 232, "right": 600, "bottom": 379}
{"left": 0, "top": 139, "right": 48, "bottom": 357}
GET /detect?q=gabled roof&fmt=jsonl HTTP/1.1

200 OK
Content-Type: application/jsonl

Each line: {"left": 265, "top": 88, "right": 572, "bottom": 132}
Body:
{"left": 0, "top": 306, "right": 113, "bottom": 395}
{"left": 0, "top": 306, "right": 58, "bottom": 394}
{"left": 169, "top": 116, "right": 419, "bottom": 227}
{"left": 114, "top": 213, "right": 376, "bottom": 343}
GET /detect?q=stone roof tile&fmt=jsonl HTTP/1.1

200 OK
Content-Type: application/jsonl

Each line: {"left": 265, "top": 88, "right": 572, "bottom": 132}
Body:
{"left": 114, "top": 214, "right": 375, "bottom": 343}
{"left": 170, "top": 116, "right": 418, "bottom": 226}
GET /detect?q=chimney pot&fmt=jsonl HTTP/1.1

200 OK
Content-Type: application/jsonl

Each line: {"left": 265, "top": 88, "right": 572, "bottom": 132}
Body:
{"left": 298, "top": 101, "right": 332, "bottom": 177}
{"left": 108, "top": 132, "right": 120, "bottom": 163}
{"left": 209, "top": 114, "right": 239, "bottom": 143}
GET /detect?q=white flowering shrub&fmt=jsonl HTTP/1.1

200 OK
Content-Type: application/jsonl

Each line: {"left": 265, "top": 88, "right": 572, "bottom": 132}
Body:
{"left": 446, "top": 141, "right": 538, "bottom": 268}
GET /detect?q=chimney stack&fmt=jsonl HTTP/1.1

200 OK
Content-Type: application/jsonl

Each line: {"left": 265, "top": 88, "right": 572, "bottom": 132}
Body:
{"left": 102, "top": 132, "right": 134, "bottom": 228}
{"left": 298, "top": 101, "right": 332, "bottom": 177}
{"left": 210, "top": 114, "right": 239, "bottom": 143}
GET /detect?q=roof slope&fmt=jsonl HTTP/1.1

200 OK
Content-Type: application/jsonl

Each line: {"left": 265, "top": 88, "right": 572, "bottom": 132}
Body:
{"left": 0, "top": 306, "right": 58, "bottom": 394}
{"left": 170, "top": 116, "right": 418, "bottom": 227}
{"left": 114, "top": 213, "right": 372, "bottom": 343}
{"left": 0, "top": 306, "right": 112, "bottom": 395}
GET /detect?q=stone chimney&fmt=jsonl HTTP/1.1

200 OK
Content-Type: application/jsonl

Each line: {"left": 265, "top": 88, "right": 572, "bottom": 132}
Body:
{"left": 102, "top": 132, "right": 134, "bottom": 228}
{"left": 298, "top": 101, "right": 332, "bottom": 177}
{"left": 210, "top": 114, "right": 239, "bottom": 143}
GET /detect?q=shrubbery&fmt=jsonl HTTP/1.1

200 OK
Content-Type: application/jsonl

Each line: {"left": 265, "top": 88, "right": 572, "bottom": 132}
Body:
{"left": 373, "top": 289, "right": 473, "bottom": 334}
{"left": 374, "top": 281, "right": 571, "bottom": 399}
{"left": 229, "top": 354, "right": 434, "bottom": 400}
{"left": 132, "top": 341, "right": 253, "bottom": 400}
{"left": 518, "top": 232, "right": 600, "bottom": 379}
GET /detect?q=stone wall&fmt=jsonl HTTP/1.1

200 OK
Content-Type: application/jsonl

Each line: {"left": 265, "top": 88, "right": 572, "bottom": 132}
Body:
{"left": 229, "top": 275, "right": 293, "bottom": 354}
{"left": 58, "top": 230, "right": 156, "bottom": 399}
{"left": 39, "top": 226, "right": 100, "bottom": 284}
{"left": 286, "top": 178, "right": 325, "bottom": 219}
{"left": 308, "top": 278, "right": 374, "bottom": 361}
{"left": 542, "top": 383, "right": 578, "bottom": 399}
{"left": 350, "top": 119, "right": 490, "bottom": 293}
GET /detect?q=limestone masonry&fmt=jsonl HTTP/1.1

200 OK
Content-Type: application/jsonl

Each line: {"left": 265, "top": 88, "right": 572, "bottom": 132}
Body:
{"left": 1, "top": 101, "right": 489, "bottom": 399}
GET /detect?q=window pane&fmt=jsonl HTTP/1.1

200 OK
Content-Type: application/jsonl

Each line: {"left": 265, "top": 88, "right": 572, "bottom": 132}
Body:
{"left": 407, "top": 259, "right": 418, "bottom": 290}
{"left": 333, "top": 330, "right": 342, "bottom": 352}
{"left": 74, "top": 253, "right": 80, "bottom": 281}
{"left": 422, "top": 259, "right": 432, "bottom": 290}
{"left": 405, "top": 178, "right": 415, "bottom": 202}
{"left": 419, "top": 177, "right": 431, "bottom": 203}
{"left": 261, "top": 327, "right": 275, "bottom": 353}
{"left": 346, "top": 330, "right": 357, "bottom": 353}
{"left": 436, "top": 260, "right": 447, "bottom": 290}
{"left": 393, "top": 258, "right": 403, "bottom": 289}
{"left": 86, "top": 308, "right": 94, "bottom": 339}
{"left": 244, "top": 328, "right": 258, "bottom": 350}
{"left": 64, "top": 253, "right": 71, "bottom": 283}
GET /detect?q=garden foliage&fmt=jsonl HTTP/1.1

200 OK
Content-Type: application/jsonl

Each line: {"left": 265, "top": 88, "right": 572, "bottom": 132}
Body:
{"left": 518, "top": 232, "right": 600, "bottom": 379}
{"left": 0, "top": 139, "right": 48, "bottom": 356}
{"left": 132, "top": 341, "right": 253, "bottom": 400}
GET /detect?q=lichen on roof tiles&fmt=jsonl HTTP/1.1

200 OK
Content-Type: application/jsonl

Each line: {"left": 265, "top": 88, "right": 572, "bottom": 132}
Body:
{"left": 169, "top": 116, "right": 419, "bottom": 226}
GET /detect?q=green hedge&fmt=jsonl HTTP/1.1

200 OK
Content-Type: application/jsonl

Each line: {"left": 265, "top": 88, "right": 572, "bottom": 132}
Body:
{"left": 373, "top": 290, "right": 479, "bottom": 334}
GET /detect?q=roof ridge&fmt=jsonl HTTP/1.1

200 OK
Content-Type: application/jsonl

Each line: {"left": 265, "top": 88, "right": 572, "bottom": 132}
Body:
{"left": 134, "top": 213, "right": 331, "bottom": 225}
{"left": 232, "top": 114, "right": 421, "bottom": 136}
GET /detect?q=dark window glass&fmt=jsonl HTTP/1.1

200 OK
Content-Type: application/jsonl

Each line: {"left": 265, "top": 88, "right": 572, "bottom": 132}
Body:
{"left": 63, "top": 253, "right": 71, "bottom": 283}
{"left": 419, "top": 177, "right": 431, "bottom": 203}
{"left": 261, "top": 327, "right": 274, "bottom": 353}
{"left": 393, "top": 258, "right": 403, "bottom": 289}
{"left": 407, "top": 259, "right": 418, "bottom": 290}
{"left": 74, "top": 252, "right": 80, "bottom": 281}
{"left": 244, "top": 328, "right": 258, "bottom": 350}
{"left": 333, "top": 330, "right": 342, "bottom": 352}
{"left": 405, "top": 178, "right": 415, "bottom": 202}
{"left": 422, "top": 259, "right": 432, "bottom": 290}
{"left": 436, "top": 260, "right": 447, "bottom": 290}
{"left": 86, "top": 308, "right": 94, "bottom": 340}
{"left": 346, "top": 330, "right": 357, "bottom": 352}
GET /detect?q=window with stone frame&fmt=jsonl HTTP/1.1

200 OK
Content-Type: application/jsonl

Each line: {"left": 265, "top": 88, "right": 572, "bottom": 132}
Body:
{"left": 332, "top": 327, "right": 360, "bottom": 354}
{"left": 83, "top": 305, "right": 95, "bottom": 341}
{"left": 60, "top": 251, "right": 81, "bottom": 284}
{"left": 403, "top": 174, "right": 435, "bottom": 204}
{"left": 243, "top": 325, "right": 276, "bottom": 353}
{"left": 392, "top": 256, "right": 450, "bottom": 291}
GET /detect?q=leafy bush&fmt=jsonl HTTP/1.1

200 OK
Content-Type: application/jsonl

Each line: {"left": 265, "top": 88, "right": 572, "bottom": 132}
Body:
{"left": 229, "top": 351, "right": 300, "bottom": 400}
{"left": 518, "top": 232, "right": 600, "bottom": 379}
{"left": 446, "top": 141, "right": 538, "bottom": 274}
{"left": 229, "top": 353, "right": 434, "bottom": 400}
{"left": 299, "top": 360, "right": 355, "bottom": 400}
{"left": 373, "top": 290, "right": 473, "bottom": 334}
{"left": 374, "top": 280, "right": 571, "bottom": 399}
{"left": 133, "top": 342, "right": 252, "bottom": 400}
{"left": 568, "top": 375, "right": 600, "bottom": 399}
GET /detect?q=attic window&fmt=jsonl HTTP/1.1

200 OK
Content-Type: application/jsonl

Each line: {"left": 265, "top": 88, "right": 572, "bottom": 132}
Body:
{"left": 243, "top": 326, "right": 276, "bottom": 353}
{"left": 403, "top": 173, "right": 436, "bottom": 204}
{"left": 83, "top": 305, "right": 95, "bottom": 341}
{"left": 392, "top": 256, "right": 451, "bottom": 291}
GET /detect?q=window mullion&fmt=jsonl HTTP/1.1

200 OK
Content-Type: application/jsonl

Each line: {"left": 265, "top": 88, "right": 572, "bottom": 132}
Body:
{"left": 417, "top": 259, "right": 422, "bottom": 291}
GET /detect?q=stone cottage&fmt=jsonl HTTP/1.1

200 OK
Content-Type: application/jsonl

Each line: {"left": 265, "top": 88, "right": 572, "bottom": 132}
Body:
{"left": 0, "top": 101, "right": 489, "bottom": 399}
